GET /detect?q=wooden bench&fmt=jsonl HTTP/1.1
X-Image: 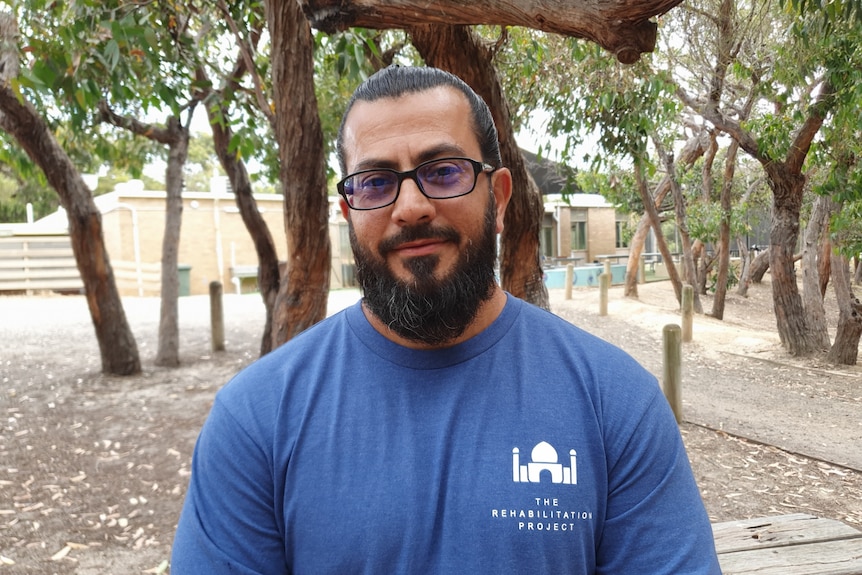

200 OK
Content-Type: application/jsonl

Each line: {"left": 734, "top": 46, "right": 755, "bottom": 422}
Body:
{"left": 713, "top": 513, "right": 862, "bottom": 574}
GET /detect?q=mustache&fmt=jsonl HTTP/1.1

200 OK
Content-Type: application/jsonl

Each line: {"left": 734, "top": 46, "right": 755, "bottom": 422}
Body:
{"left": 378, "top": 224, "right": 461, "bottom": 256}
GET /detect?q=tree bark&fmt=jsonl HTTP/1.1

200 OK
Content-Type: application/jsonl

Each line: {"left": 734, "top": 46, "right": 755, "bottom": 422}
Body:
{"left": 735, "top": 237, "right": 751, "bottom": 297}
{"left": 658, "top": 142, "right": 702, "bottom": 313}
{"left": 410, "top": 24, "right": 549, "bottom": 309}
{"left": 0, "top": 86, "right": 141, "bottom": 375}
{"left": 767, "top": 165, "right": 815, "bottom": 355}
{"left": 299, "top": 0, "right": 683, "bottom": 63}
{"left": 196, "top": 63, "right": 282, "bottom": 356}
{"left": 634, "top": 158, "right": 682, "bottom": 304}
{"left": 155, "top": 117, "right": 189, "bottom": 367}
{"left": 265, "top": 0, "right": 331, "bottom": 347}
{"left": 623, "top": 131, "right": 708, "bottom": 296}
{"left": 818, "top": 228, "right": 831, "bottom": 298}
{"left": 711, "top": 138, "right": 739, "bottom": 319}
{"left": 98, "top": 103, "right": 191, "bottom": 368}
{"left": 828, "top": 250, "right": 862, "bottom": 365}
{"left": 800, "top": 194, "right": 832, "bottom": 351}
{"left": 750, "top": 248, "right": 770, "bottom": 283}
{"left": 677, "top": 76, "right": 834, "bottom": 356}
{"left": 624, "top": 217, "right": 650, "bottom": 297}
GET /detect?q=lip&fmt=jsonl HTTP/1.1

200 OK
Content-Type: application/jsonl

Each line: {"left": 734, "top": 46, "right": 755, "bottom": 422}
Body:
{"left": 392, "top": 238, "right": 447, "bottom": 257}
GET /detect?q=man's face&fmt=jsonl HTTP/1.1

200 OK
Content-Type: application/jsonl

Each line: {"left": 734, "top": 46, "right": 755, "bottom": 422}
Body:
{"left": 339, "top": 86, "right": 511, "bottom": 345}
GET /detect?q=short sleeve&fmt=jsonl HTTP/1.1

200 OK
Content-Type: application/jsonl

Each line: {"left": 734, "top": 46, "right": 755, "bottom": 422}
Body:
{"left": 171, "top": 396, "right": 287, "bottom": 575}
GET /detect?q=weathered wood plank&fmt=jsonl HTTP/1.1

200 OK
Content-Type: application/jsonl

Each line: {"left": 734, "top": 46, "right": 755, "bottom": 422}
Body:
{"left": 718, "top": 539, "right": 862, "bottom": 575}
{"left": 713, "top": 513, "right": 862, "bottom": 554}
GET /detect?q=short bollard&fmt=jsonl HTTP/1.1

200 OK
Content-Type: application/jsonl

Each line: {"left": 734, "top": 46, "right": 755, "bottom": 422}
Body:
{"left": 210, "top": 280, "right": 225, "bottom": 352}
{"left": 662, "top": 324, "right": 682, "bottom": 423}
{"left": 565, "top": 264, "right": 573, "bottom": 300}
{"left": 599, "top": 272, "right": 610, "bottom": 316}
{"left": 681, "top": 284, "right": 694, "bottom": 343}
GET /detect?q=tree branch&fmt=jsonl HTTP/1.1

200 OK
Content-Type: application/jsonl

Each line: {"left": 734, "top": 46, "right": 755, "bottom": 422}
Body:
{"left": 97, "top": 101, "right": 177, "bottom": 145}
{"left": 215, "top": 0, "right": 274, "bottom": 126}
{"left": 786, "top": 79, "right": 834, "bottom": 173}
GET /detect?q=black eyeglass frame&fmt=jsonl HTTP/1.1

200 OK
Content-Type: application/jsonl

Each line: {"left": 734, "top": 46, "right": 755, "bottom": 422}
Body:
{"left": 337, "top": 157, "right": 497, "bottom": 211}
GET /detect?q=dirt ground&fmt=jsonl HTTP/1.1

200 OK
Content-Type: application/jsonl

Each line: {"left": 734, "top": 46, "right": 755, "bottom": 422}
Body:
{"left": 1, "top": 278, "right": 861, "bottom": 574}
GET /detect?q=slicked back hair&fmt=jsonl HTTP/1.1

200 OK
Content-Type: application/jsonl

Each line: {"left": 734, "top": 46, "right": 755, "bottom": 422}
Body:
{"left": 336, "top": 66, "right": 502, "bottom": 176}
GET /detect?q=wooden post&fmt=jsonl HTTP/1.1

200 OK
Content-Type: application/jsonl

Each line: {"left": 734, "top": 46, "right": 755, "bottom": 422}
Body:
{"left": 210, "top": 281, "right": 225, "bottom": 352}
{"left": 599, "top": 272, "right": 610, "bottom": 316}
{"left": 565, "top": 263, "right": 573, "bottom": 300}
{"left": 681, "top": 284, "right": 694, "bottom": 343}
{"left": 662, "top": 324, "right": 683, "bottom": 423}
{"left": 603, "top": 259, "right": 611, "bottom": 277}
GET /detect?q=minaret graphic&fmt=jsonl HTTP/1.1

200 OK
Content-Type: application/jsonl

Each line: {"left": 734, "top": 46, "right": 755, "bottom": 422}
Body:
{"left": 513, "top": 442, "right": 577, "bottom": 485}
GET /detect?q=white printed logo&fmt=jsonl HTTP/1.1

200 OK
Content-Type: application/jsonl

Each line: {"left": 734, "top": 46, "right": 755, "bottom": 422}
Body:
{"left": 512, "top": 441, "right": 577, "bottom": 485}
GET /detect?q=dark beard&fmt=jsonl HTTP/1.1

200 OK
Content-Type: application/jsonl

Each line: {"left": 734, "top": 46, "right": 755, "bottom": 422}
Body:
{"left": 350, "top": 197, "right": 498, "bottom": 346}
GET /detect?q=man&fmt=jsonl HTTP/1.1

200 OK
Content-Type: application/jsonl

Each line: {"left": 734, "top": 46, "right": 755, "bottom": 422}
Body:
{"left": 172, "top": 66, "right": 721, "bottom": 574}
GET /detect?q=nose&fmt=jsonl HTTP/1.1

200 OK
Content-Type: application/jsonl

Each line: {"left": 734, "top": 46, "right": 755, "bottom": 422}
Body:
{"left": 390, "top": 176, "right": 435, "bottom": 225}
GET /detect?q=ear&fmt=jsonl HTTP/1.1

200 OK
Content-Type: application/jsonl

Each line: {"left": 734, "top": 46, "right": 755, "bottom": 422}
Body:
{"left": 491, "top": 168, "right": 513, "bottom": 234}
{"left": 339, "top": 198, "right": 350, "bottom": 221}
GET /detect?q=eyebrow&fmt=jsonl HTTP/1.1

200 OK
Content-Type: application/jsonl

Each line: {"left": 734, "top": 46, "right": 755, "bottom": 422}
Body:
{"left": 351, "top": 143, "right": 471, "bottom": 173}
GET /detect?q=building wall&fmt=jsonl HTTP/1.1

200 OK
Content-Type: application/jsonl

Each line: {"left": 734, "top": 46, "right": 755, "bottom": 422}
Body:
{"left": 100, "top": 191, "right": 288, "bottom": 296}
{"left": 585, "top": 207, "right": 616, "bottom": 262}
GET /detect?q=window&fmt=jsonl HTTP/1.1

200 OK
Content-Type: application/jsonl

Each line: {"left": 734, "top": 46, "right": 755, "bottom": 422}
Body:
{"left": 615, "top": 219, "right": 630, "bottom": 249}
{"left": 570, "top": 209, "right": 587, "bottom": 251}
{"left": 541, "top": 226, "right": 555, "bottom": 258}
{"left": 570, "top": 221, "right": 587, "bottom": 251}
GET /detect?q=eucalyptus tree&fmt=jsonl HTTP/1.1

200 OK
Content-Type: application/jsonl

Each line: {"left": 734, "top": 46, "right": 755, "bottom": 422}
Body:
{"left": 89, "top": 1, "right": 203, "bottom": 367}
{"left": 0, "top": 4, "right": 141, "bottom": 375}
{"left": 265, "top": 0, "right": 332, "bottom": 347}
{"left": 409, "top": 24, "right": 549, "bottom": 308}
{"left": 674, "top": 0, "right": 862, "bottom": 356}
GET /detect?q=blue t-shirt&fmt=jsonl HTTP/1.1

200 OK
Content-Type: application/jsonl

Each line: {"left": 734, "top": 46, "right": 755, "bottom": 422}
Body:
{"left": 172, "top": 295, "right": 720, "bottom": 574}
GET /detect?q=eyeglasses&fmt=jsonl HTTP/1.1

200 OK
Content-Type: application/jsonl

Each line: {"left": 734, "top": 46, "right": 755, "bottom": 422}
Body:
{"left": 337, "top": 157, "right": 496, "bottom": 211}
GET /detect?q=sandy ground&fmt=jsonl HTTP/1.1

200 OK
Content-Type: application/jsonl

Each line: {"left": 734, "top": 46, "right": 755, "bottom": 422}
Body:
{"left": 0, "top": 279, "right": 860, "bottom": 573}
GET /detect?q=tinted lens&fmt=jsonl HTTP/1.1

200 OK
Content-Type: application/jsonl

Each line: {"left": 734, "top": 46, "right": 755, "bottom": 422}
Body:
{"left": 344, "top": 170, "right": 399, "bottom": 209}
{"left": 417, "top": 159, "right": 475, "bottom": 198}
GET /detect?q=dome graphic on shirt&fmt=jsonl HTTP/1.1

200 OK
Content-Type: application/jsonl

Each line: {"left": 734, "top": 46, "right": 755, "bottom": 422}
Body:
{"left": 512, "top": 441, "right": 577, "bottom": 485}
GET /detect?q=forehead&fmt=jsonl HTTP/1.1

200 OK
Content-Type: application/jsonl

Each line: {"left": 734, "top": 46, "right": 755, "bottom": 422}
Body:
{"left": 341, "top": 86, "right": 479, "bottom": 171}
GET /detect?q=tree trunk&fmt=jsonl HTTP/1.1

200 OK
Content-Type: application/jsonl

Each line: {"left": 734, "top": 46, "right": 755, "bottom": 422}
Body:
{"left": 767, "top": 165, "right": 815, "bottom": 355}
{"left": 828, "top": 251, "right": 862, "bottom": 365}
{"left": 624, "top": 217, "right": 650, "bottom": 297}
{"left": 661, "top": 146, "right": 702, "bottom": 313}
{"left": 634, "top": 158, "right": 682, "bottom": 303}
{"left": 197, "top": 65, "right": 282, "bottom": 356}
{"left": 410, "top": 24, "right": 549, "bottom": 309}
{"left": 266, "top": 0, "right": 331, "bottom": 347}
{"left": 155, "top": 117, "right": 189, "bottom": 367}
{"left": 97, "top": 103, "right": 193, "bottom": 368}
{"left": 623, "top": 131, "right": 708, "bottom": 297}
{"left": 800, "top": 194, "right": 832, "bottom": 351}
{"left": 818, "top": 228, "right": 831, "bottom": 298}
{"left": 0, "top": 86, "right": 140, "bottom": 375}
{"left": 750, "top": 248, "right": 770, "bottom": 283}
{"left": 679, "top": 76, "right": 834, "bottom": 356}
{"left": 299, "top": 0, "right": 684, "bottom": 64}
{"left": 711, "top": 138, "right": 739, "bottom": 319}
{"left": 735, "top": 237, "right": 751, "bottom": 297}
